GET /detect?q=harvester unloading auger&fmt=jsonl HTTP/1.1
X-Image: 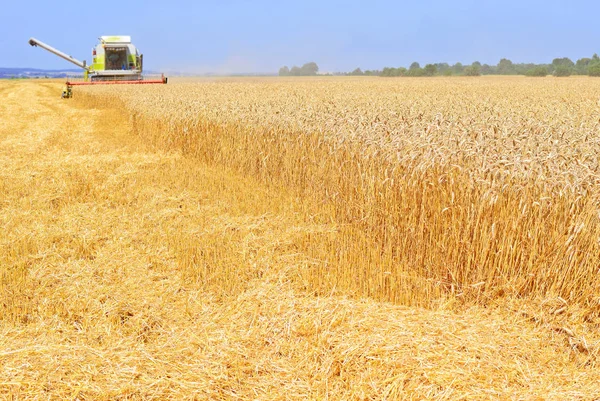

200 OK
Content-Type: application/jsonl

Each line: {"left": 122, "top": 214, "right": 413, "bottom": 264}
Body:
{"left": 29, "top": 36, "right": 167, "bottom": 98}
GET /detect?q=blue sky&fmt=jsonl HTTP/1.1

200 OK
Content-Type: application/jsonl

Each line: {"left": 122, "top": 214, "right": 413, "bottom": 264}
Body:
{"left": 2, "top": 0, "right": 598, "bottom": 73}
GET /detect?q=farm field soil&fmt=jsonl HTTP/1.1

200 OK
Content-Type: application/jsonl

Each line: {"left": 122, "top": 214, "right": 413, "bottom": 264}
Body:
{"left": 0, "top": 80, "right": 599, "bottom": 399}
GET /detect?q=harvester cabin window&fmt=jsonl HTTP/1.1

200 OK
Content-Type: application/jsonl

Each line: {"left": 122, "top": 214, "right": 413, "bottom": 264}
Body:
{"left": 106, "top": 47, "right": 128, "bottom": 70}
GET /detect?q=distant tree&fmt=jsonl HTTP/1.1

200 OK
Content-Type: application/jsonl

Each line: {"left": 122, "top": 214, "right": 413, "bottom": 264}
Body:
{"left": 589, "top": 54, "right": 600, "bottom": 68}
{"left": 552, "top": 57, "right": 575, "bottom": 68}
{"left": 497, "top": 58, "right": 515, "bottom": 75}
{"left": 553, "top": 65, "right": 572, "bottom": 77}
{"left": 381, "top": 67, "right": 406, "bottom": 77}
{"left": 589, "top": 64, "right": 600, "bottom": 77}
{"left": 409, "top": 62, "right": 421, "bottom": 70}
{"left": 464, "top": 64, "right": 481, "bottom": 76}
{"left": 481, "top": 64, "right": 494, "bottom": 75}
{"left": 575, "top": 58, "right": 591, "bottom": 75}
{"left": 300, "top": 62, "right": 319, "bottom": 76}
{"left": 282, "top": 63, "right": 320, "bottom": 76}
{"left": 375, "top": 56, "right": 595, "bottom": 78}
{"left": 435, "top": 63, "right": 450, "bottom": 74}
{"left": 423, "top": 64, "right": 437, "bottom": 76}
{"left": 399, "top": 62, "right": 421, "bottom": 77}
{"left": 380, "top": 67, "right": 394, "bottom": 77}
{"left": 514, "top": 63, "right": 540, "bottom": 75}
{"left": 290, "top": 66, "right": 302, "bottom": 76}
{"left": 525, "top": 66, "right": 548, "bottom": 77}
{"left": 452, "top": 62, "right": 464, "bottom": 75}
{"left": 406, "top": 67, "right": 424, "bottom": 77}
{"left": 350, "top": 67, "right": 364, "bottom": 76}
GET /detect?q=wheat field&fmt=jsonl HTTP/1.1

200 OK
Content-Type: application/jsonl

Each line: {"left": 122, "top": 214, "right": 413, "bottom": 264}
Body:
{"left": 79, "top": 76, "right": 600, "bottom": 308}
{"left": 1, "top": 77, "right": 600, "bottom": 399}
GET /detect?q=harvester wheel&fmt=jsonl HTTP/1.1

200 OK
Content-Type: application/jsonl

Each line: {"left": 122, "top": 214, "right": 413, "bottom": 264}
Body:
{"left": 61, "top": 84, "right": 73, "bottom": 99}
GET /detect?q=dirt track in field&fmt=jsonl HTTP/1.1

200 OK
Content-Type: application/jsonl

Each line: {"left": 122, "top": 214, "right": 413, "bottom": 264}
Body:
{"left": 1, "top": 80, "right": 599, "bottom": 400}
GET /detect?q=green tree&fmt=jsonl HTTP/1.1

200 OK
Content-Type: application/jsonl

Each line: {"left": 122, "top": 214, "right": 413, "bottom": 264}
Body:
{"left": 290, "top": 66, "right": 302, "bottom": 76}
{"left": 525, "top": 66, "right": 548, "bottom": 77}
{"left": 481, "top": 64, "right": 494, "bottom": 75}
{"left": 452, "top": 62, "right": 464, "bottom": 75}
{"left": 300, "top": 62, "right": 319, "bottom": 76}
{"left": 575, "top": 58, "right": 591, "bottom": 74}
{"left": 406, "top": 67, "right": 424, "bottom": 77}
{"left": 553, "top": 66, "right": 572, "bottom": 77}
{"left": 551, "top": 58, "right": 574, "bottom": 76}
{"left": 589, "top": 64, "right": 600, "bottom": 77}
{"left": 423, "top": 64, "right": 437, "bottom": 76}
{"left": 435, "top": 63, "right": 450, "bottom": 74}
{"left": 381, "top": 67, "right": 394, "bottom": 77}
{"left": 552, "top": 57, "right": 575, "bottom": 68}
{"left": 406, "top": 62, "right": 423, "bottom": 76}
{"left": 381, "top": 67, "right": 406, "bottom": 77}
{"left": 350, "top": 67, "right": 364, "bottom": 76}
{"left": 464, "top": 64, "right": 481, "bottom": 76}
{"left": 278, "top": 66, "right": 290, "bottom": 76}
{"left": 497, "top": 58, "right": 515, "bottom": 75}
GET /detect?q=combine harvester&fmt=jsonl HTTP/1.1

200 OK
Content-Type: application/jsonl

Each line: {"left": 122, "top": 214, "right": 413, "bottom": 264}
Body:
{"left": 29, "top": 36, "right": 167, "bottom": 98}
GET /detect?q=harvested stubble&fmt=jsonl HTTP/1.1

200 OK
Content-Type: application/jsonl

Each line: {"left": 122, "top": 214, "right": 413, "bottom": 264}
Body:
{"left": 77, "top": 76, "right": 600, "bottom": 309}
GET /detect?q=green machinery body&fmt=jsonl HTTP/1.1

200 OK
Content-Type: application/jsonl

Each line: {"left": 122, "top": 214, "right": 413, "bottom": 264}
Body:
{"left": 29, "top": 36, "right": 166, "bottom": 98}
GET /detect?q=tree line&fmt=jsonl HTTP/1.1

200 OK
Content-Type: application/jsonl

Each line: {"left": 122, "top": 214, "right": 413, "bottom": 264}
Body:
{"left": 279, "top": 54, "right": 600, "bottom": 77}
{"left": 278, "top": 62, "right": 319, "bottom": 76}
{"left": 373, "top": 54, "right": 600, "bottom": 77}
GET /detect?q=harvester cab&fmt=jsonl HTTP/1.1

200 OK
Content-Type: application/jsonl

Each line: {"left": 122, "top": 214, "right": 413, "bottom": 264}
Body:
{"left": 92, "top": 36, "right": 143, "bottom": 81}
{"left": 29, "top": 36, "right": 166, "bottom": 98}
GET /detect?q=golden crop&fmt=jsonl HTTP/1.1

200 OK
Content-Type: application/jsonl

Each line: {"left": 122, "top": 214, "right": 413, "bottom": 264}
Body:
{"left": 2, "top": 78, "right": 600, "bottom": 399}
{"left": 78, "top": 76, "right": 600, "bottom": 307}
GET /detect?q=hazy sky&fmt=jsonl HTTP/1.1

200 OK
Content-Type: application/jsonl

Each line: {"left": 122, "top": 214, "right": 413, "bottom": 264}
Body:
{"left": 2, "top": 0, "right": 599, "bottom": 73}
